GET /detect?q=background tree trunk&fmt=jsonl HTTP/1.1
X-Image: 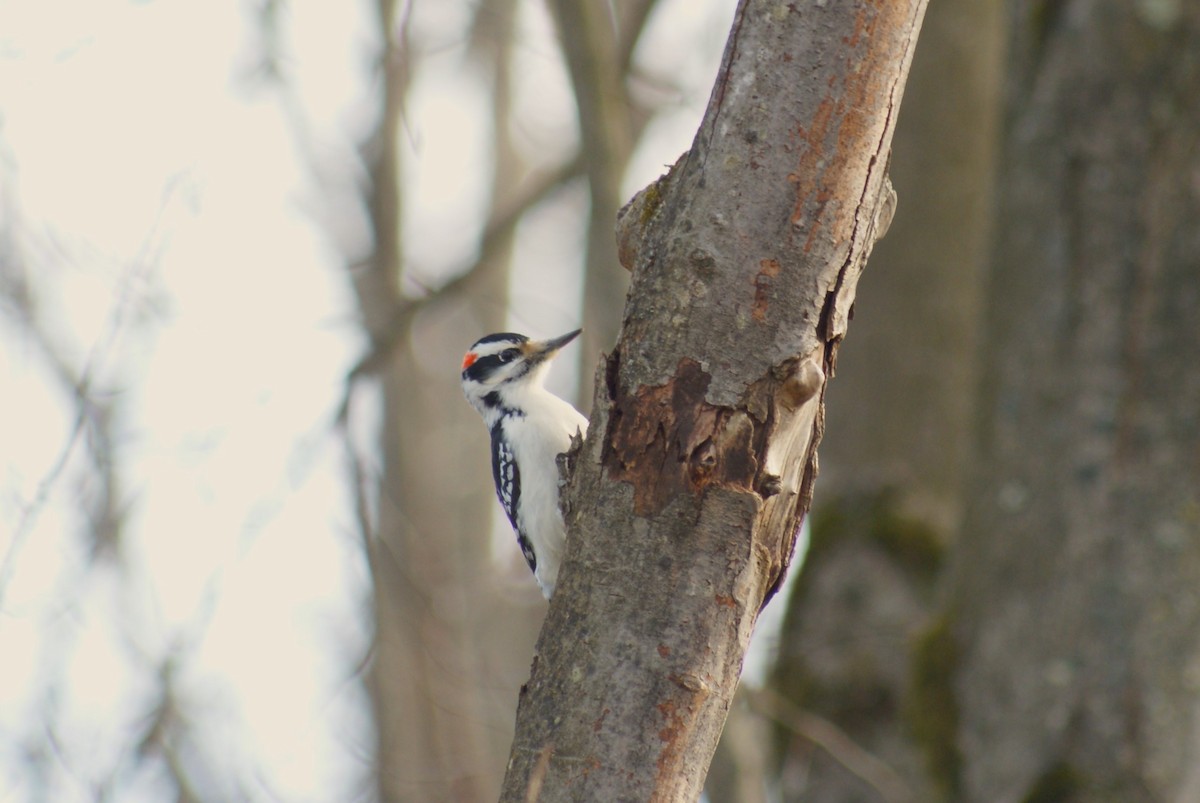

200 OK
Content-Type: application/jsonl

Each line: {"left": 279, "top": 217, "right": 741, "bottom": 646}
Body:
{"left": 546, "top": 0, "right": 636, "bottom": 390}
{"left": 769, "top": 0, "right": 1005, "bottom": 799}
{"left": 952, "top": 2, "right": 1200, "bottom": 800}
{"left": 352, "top": 4, "right": 699, "bottom": 799}
{"left": 358, "top": 3, "right": 523, "bottom": 799}
{"left": 499, "top": 0, "right": 929, "bottom": 798}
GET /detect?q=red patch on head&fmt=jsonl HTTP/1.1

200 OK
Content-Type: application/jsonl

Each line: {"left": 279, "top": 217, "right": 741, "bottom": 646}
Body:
{"left": 461, "top": 352, "right": 478, "bottom": 371}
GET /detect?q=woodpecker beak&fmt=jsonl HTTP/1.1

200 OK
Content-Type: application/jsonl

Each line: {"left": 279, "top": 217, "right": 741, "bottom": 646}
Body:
{"left": 524, "top": 329, "right": 582, "bottom": 364}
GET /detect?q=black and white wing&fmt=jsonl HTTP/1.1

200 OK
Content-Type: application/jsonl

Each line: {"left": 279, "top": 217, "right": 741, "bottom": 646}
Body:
{"left": 490, "top": 424, "right": 537, "bottom": 573}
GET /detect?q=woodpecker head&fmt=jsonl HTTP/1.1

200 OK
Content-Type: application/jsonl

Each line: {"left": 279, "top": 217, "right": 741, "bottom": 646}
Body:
{"left": 461, "top": 329, "right": 581, "bottom": 418}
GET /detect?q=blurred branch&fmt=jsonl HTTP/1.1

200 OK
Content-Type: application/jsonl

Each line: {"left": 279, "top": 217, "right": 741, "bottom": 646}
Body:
{"left": 258, "top": 0, "right": 587, "bottom": 426}
{"left": 546, "top": 0, "right": 630, "bottom": 218}
{"left": 397, "top": 152, "right": 585, "bottom": 301}
{"left": 251, "top": 0, "right": 408, "bottom": 334}
{"left": 334, "top": 153, "right": 584, "bottom": 424}
{"left": 337, "top": 409, "right": 377, "bottom": 553}
{"left": 616, "top": 0, "right": 663, "bottom": 71}
{"left": 0, "top": 398, "right": 87, "bottom": 608}
{"left": 546, "top": 0, "right": 656, "bottom": 377}
{"left": 356, "top": 0, "right": 408, "bottom": 336}
{"left": 135, "top": 663, "right": 204, "bottom": 803}
{"left": 0, "top": 204, "right": 165, "bottom": 603}
{"left": 748, "top": 687, "right": 914, "bottom": 803}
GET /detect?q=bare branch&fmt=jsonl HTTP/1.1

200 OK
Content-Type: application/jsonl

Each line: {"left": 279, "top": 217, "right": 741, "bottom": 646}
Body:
{"left": 0, "top": 198, "right": 166, "bottom": 603}
{"left": 616, "top": 0, "right": 664, "bottom": 71}
{"left": 547, "top": 0, "right": 635, "bottom": 364}
{"left": 334, "top": 153, "right": 585, "bottom": 424}
{"left": 0, "top": 403, "right": 87, "bottom": 608}
{"left": 748, "top": 687, "right": 914, "bottom": 803}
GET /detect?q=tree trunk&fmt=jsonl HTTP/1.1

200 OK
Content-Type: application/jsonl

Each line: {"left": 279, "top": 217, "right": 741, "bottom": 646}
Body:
{"left": 499, "top": 0, "right": 929, "bottom": 799}
{"left": 952, "top": 2, "right": 1200, "bottom": 800}
{"left": 359, "top": 3, "right": 519, "bottom": 799}
{"left": 546, "top": 0, "right": 635, "bottom": 390}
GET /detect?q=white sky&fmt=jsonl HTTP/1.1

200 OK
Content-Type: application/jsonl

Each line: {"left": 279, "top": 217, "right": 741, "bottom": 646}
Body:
{"left": 0, "top": 3, "right": 372, "bottom": 799}
{"left": 0, "top": 1, "right": 752, "bottom": 800}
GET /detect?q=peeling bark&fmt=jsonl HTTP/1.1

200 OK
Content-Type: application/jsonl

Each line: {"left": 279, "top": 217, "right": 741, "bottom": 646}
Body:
{"left": 500, "top": 1, "right": 928, "bottom": 799}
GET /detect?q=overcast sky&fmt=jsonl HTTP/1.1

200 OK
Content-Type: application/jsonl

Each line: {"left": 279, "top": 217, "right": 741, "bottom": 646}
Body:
{"left": 0, "top": 1, "right": 738, "bottom": 800}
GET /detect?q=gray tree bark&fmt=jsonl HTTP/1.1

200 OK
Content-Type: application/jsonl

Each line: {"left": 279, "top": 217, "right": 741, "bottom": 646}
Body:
{"left": 952, "top": 2, "right": 1200, "bottom": 800}
{"left": 499, "top": 0, "right": 929, "bottom": 799}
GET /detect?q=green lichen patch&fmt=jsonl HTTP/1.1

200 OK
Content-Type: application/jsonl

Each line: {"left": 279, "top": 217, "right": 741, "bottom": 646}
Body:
{"left": 1021, "top": 761, "right": 1084, "bottom": 803}
{"left": 907, "top": 612, "right": 962, "bottom": 798}
{"left": 807, "top": 488, "right": 944, "bottom": 580}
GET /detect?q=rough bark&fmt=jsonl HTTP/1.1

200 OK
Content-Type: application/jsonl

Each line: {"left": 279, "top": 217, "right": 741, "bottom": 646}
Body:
{"left": 952, "top": 1, "right": 1200, "bottom": 800}
{"left": 499, "top": 1, "right": 928, "bottom": 799}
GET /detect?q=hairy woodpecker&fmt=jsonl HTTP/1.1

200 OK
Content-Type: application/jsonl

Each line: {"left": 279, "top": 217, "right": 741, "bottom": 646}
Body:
{"left": 461, "top": 329, "right": 588, "bottom": 599}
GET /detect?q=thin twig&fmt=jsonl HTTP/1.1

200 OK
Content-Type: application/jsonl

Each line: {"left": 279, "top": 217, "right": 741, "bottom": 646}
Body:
{"left": 333, "top": 153, "right": 585, "bottom": 425}
{"left": 0, "top": 188, "right": 170, "bottom": 605}
{"left": 747, "top": 686, "right": 914, "bottom": 803}
{"left": 0, "top": 407, "right": 88, "bottom": 608}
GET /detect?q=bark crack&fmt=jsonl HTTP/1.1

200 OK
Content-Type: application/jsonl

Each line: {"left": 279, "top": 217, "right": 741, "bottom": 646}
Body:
{"left": 819, "top": 21, "right": 907, "bottom": 352}
{"left": 700, "top": 0, "right": 750, "bottom": 166}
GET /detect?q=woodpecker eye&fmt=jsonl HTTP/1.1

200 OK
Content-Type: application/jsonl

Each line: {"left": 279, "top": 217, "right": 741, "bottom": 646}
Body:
{"left": 498, "top": 348, "right": 520, "bottom": 363}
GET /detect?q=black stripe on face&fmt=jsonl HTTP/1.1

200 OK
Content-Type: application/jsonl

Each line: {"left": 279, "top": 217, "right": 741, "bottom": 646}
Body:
{"left": 464, "top": 353, "right": 501, "bottom": 383}
{"left": 463, "top": 345, "right": 527, "bottom": 383}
